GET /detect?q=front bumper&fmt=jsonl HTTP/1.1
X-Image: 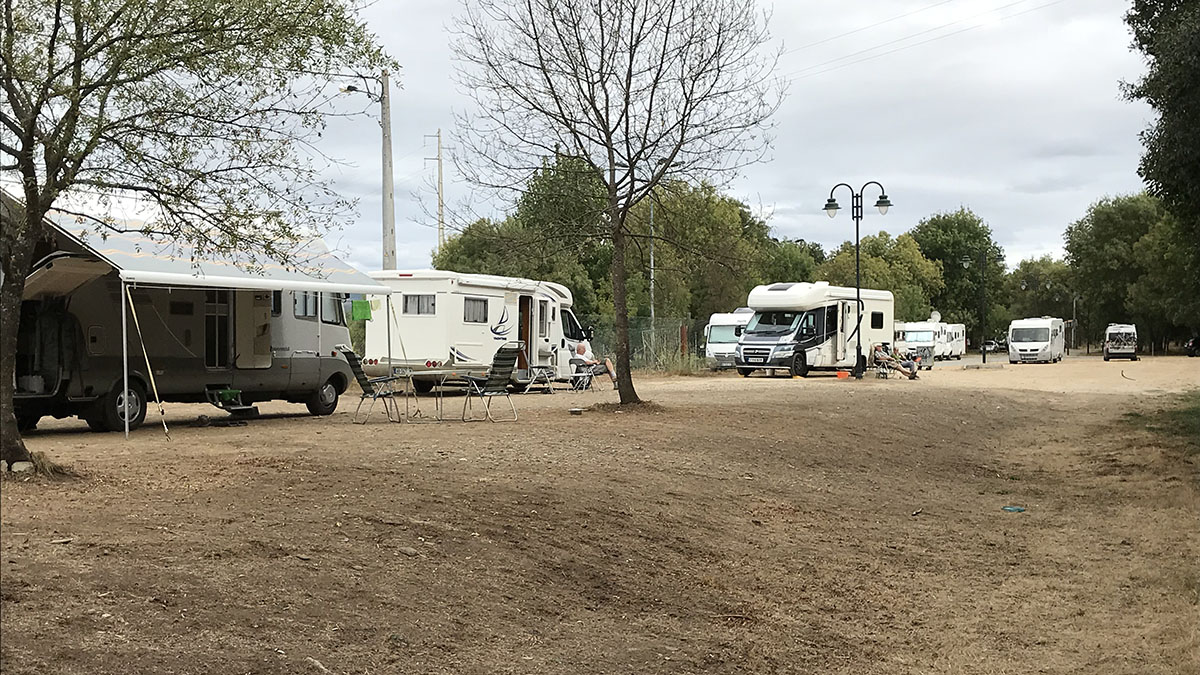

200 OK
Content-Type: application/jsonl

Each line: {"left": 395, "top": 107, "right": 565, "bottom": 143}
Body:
{"left": 707, "top": 355, "right": 737, "bottom": 370}
{"left": 735, "top": 346, "right": 796, "bottom": 369}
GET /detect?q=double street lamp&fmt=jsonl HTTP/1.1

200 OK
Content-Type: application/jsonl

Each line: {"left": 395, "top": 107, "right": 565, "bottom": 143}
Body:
{"left": 824, "top": 182, "right": 892, "bottom": 379}
{"left": 962, "top": 251, "right": 989, "bottom": 363}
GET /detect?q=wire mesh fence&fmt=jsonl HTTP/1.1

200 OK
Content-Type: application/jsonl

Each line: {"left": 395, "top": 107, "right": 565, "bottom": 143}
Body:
{"left": 575, "top": 315, "right": 710, "bottom": 372}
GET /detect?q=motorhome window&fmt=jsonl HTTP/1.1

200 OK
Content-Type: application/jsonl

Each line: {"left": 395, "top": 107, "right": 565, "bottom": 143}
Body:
{"left": 905, "top": 330, "right": 934, "bottom": 343}
{"left": 294, "top": 291, "right": 318, "bottom": 319}
{"left": 205, "top": 292, "right": 231, "bottom": 368}
{"left": 463, "top": 297, "right": 488, "bottom": 323}
{"left": 321, "top": 293, "right": 344, "bottom": 325}
{"left": 1011, "top": 327, "right": 1049, "bottom": 342}
{"left": 538, "top": 300, "right": 549, "bottom": 337}
{"left": 403, "top": 294, "right": 435, "bottom": 315}
{"left": 746, "top": 311, "right": 802, "bottom": 334}
{"left": 169, "top": 301, "right": 193, "bottom": 316}
{"left": 205, "top": 289, "right": 229, "bottom": 304}
{"left": 871, "top": 312, "right": 884, "bottom": 329}
{"left": 271, "top": 291, "right": 282, "bottom": 317}
{"left": 561, "top": 309, "right": 585, "bottom": 341}
{"left": 708, "top": 325, "right": 739, "bottom": 344}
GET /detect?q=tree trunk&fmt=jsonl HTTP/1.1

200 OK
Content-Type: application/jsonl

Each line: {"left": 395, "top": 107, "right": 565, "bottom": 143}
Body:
{"left": 610, "top": 222, "right": 641, "bottom": 404}
{"left": 0, "top": 203, "right": 37, "bottom": 466}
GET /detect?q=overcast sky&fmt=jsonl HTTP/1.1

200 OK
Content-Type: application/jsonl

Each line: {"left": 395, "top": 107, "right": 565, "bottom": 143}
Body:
{"left": 317, "top": 0, "right": 1151, "bottom": 272}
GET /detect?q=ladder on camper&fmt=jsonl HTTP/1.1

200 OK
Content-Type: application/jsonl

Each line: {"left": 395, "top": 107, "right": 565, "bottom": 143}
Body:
{"left": 204, "top": 386, "right": 259, "bottom": 417}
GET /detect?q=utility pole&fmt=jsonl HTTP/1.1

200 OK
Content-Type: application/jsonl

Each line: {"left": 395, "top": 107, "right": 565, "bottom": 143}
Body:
{"left": 425, "top": 129, "right": 445, "bottom": 254}
{"left": 380, "top": 70, "right": 396, "bottom": 270}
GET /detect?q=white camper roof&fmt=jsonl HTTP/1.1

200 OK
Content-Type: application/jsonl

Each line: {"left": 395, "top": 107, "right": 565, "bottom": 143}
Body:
{"left": 1010, "top": 316, "right": 1063, "bottom": 328}
{"left": 369, "top": 269, "right": 574, "bottom": 305}
{"left": 707, "top": 311, "right": 753, "bottom": 326}
{"left": 39, "top": 209, "right": 386, "bottom": 295}
{"left": 1106, "top": 323, "right": 1136, "bottom": 332}
{"left": 747, "top": 281, "right": 893, "bottom": 311}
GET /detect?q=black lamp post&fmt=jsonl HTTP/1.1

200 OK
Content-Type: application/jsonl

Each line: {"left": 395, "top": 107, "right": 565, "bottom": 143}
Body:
{"left": 824, "top": 182, "right": 891, "bottom": 379}
{"left": 962, "top": 251, "right": 988, "bottom": 364}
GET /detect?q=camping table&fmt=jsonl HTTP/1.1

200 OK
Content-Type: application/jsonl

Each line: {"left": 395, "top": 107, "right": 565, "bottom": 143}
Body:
{"left": 392, "top": 367, "right": 472, "bottom": 422}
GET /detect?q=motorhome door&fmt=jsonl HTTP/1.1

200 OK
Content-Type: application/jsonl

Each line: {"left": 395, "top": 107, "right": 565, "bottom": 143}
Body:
{"left": 840, "top": 301, "right": 854, "bottom": 362}
{"left": 204, "top": 290, "right": 233, "bottom": 370}
{"left": 234, "top": 290, "right": 272, "bottom": 369}
{"left": 517, "top": 295, "right": 532, "bottom": 370}
{"left": 535, "top": 299, "right": 553, "bottom": 366}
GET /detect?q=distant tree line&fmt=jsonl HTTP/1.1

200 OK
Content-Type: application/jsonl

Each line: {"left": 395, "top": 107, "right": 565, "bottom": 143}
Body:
{"left": 434, "top": 156, "right": 1199, "bottom": 351}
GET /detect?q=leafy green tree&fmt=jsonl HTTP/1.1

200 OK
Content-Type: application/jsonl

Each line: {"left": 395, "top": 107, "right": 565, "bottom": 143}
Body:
{"left": 909, "top": 208, "right": 1006, "bottom": 339}
{"left": 1127, "top": 214, "right": 1200, "bottom": 346}
{"left": 816, "top": 232, "right": 944, "bottom": 321}
{"left": 1124, "top": 0, "right": 1200, "bottom": 249}
{"left": 1004, "top": 256, "right": 1075, "bottom": 323}
{"left": 0, "top": 0, "right": 390, "bottom": 465}
{"left": 1063, "top": 194, "right": 1164, "bottom": 341}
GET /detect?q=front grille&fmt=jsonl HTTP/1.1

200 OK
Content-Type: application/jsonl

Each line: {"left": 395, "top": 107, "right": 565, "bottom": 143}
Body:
{"left": 741, "top": 347, "right": 772, "bottom": 360}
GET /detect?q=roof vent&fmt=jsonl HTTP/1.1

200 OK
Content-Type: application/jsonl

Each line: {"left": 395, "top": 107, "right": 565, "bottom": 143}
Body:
{"left": 768, "top": 283, "right": 795, "bottom": 291}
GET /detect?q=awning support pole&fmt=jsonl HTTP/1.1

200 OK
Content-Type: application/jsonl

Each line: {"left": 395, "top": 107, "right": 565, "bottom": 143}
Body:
{"left": 121, "top": 279, "right": 129, "bottom": 439}
{"left": 125, "top": 285, "right": 171, "bottom": 441}
{"left": 386, "top": 294, "right": 392, "bottom": 373}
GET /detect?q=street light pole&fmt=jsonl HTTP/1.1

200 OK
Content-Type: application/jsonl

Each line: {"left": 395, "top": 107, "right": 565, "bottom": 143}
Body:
{"left": 824, "top": 182, "right": 891, "bottom": 379}
{"left": 649, "top": 197, "right": 655, "bottom": 327}
{"left": 963, "top": 250, "right": 988, "bottom": 364}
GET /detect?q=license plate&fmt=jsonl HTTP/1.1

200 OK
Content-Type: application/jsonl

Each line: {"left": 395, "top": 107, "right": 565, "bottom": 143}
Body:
{"left": 748, "top": 357, "right": 764, "bottom": 363}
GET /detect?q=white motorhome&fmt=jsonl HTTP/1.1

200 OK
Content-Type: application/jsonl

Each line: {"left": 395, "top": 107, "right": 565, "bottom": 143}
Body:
{"left": 1103, "top": 323, "right": 1138, "bottom": 361}
{"left": 734, "top": 282, "right": 894, "bottom": 377}
{"left": 897, "top": 321, "right": 938, "bottom": 370}
{"left": 704, "top": 308, "right": 753, "bottom": 370}
{"left": 941, "top": 323, "right": 966, "bottom": 360}
{"left": 363, "top": 270, "right": 590, "bottom": 391}
{"left": 10, "top": 195, "right": 386, "bottom": 433}
{"left": 1008, "top": 317, "right": 1066, "bottom": 364}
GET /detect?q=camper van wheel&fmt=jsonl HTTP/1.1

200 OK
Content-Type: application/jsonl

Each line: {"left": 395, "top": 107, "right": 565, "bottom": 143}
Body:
{"left": 737, "top": 368, "right": 753, "bottom": 378}
{"left": 790, "top": 354, "right": 809, "bottom": 378}
{"left": 305, "top": 379, "right": 340, "bottom": 416}
{"left": 96, "top": 381, "right": 148, "bottom": 432}
{"left": 412, "top": 379, "right": 435, "bottom": 394}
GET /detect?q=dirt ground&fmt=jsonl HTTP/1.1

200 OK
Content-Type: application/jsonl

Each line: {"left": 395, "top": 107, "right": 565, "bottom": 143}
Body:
{"left": 2, "top": 355, "right": 1198, "bottom": 674}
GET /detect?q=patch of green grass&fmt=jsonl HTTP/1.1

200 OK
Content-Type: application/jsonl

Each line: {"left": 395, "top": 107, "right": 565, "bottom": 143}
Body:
{"left": 1124, "top": 390, "right": 1200, "bottom": 455}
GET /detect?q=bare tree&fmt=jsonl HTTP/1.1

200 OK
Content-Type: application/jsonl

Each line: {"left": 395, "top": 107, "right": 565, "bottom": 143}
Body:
{"left": 451, "top": 0, "right": 783, "bottom": 403}
{"left": 0, "top": 0, "right": 392, "bottom": 466}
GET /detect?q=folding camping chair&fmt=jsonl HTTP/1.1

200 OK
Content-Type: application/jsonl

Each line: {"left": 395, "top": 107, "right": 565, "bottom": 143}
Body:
{"left": 567, "top": 357, "right": 595, "bottom": 392}
{"left": 462, "top": 342, "right": 523, "bottom": 422}
{"left": 337, "top": 346, "right": 400, "bottom": 423}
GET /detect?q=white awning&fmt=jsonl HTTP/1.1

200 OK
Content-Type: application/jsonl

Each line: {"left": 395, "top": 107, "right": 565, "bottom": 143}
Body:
{"left": 118, "top": 269, "right": 385, "bottom": 295}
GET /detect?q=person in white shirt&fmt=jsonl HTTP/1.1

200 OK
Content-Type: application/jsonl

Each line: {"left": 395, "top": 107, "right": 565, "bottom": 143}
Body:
{"left": 575, "top": 342, "right": 617, "bottom": 389}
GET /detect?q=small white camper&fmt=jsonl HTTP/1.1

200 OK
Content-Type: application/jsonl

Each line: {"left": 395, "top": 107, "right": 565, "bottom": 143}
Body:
{"left": 363, "top": 270, "right": 590, "bottom": 391}
{"left": 1007, "top": 317, "right": 1065, "bottom": 364}
{"left": 704, "top": 308, "right": 754, "bottom": 370}
{"left": 896, "top": 321, "right": 938, "bottom": 370}
{"left": 735, "top": 282, "right": 894, "bottom": 377}
{"left": 1103, "top": 323, "right": 1138, "bottom": 361}
{"left": 944, "top": 323, "right": 967, "bottom": 359}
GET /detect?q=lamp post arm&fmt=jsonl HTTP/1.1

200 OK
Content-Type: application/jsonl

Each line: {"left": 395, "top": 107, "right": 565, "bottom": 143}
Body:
{"left": 859, "top": 180, "right": 887, "bottom": 198}
{"left": 828, "top": 183, "right": 855, "bottom": 202}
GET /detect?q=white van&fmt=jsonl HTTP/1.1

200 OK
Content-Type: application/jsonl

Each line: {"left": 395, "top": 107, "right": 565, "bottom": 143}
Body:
{"left": 1103, "top": 323, "right": 1138, "bottom": 361}
{"left": 704, "top": 308, "right": 753, "bottom": 370}
{"left": 944, "top": 323, "right": 967, "bottom": 359}
{"left": 363, "top": 270, "right": 590, "bottom": 391}
{"left": 735, "top": 282, "right": 894, "bottom": 377}
{"left": 1008, "top": 317, "right": 1065, "bottom": 364}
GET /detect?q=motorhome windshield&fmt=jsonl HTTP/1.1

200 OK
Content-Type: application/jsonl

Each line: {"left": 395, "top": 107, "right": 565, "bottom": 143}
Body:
{"left": 1011, "top": 327, "right": 1049, "bottom": 343}
{"left": 905, "top": 330, "right": 934, "bottom": 343}
{"left": 707, "top": 325, "right": 739, "bottom": 344}
{"left": 746, "top": 311, "right": 807, "bottom": 335}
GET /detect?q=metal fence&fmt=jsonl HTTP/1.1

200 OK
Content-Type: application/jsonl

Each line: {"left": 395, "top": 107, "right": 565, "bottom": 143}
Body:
{"left": 575, "top": 315, "right": 708, "bottom": 370}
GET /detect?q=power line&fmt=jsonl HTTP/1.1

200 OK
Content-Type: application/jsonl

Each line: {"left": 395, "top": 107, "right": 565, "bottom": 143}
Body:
{"left": 781, "top": 0, "right": 961, "bottom": 56}
{"left": 783, "top": 0, "right": 1071, "bottom": 81}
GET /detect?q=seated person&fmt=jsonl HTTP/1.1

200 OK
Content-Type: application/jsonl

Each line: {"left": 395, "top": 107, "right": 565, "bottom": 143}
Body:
{"left": 575, "top": 342, "right": 618, "bottom": 389}
{"left": 873, "top": 343, "right": 919, "bottom": 380}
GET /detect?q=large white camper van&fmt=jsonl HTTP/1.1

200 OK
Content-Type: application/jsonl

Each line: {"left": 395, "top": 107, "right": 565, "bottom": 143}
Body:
{"left": 363, "top": 270, "right": 590, "bottom": 391}
{"left": 1103, "top": 323, "right": 1138, "bottom": 361}
{"left": 11, "top": 196, "right": 385, "bottom": 433}
{"left": 1007, "top": 317, "right": 1065, "bottom": 364}
{"left": 734, "top": 282, "right": 894, "bottom": 377}
{"left": 704, "top": 308, "right": 754, "bottom": 370}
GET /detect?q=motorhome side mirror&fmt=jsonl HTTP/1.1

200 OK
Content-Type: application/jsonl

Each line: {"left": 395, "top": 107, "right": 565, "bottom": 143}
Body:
{"left": 734, "top": 325, "right": 744, "bottom": 336}
{"left": 585, "top": 327, "right": 595, "bottom": 341}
